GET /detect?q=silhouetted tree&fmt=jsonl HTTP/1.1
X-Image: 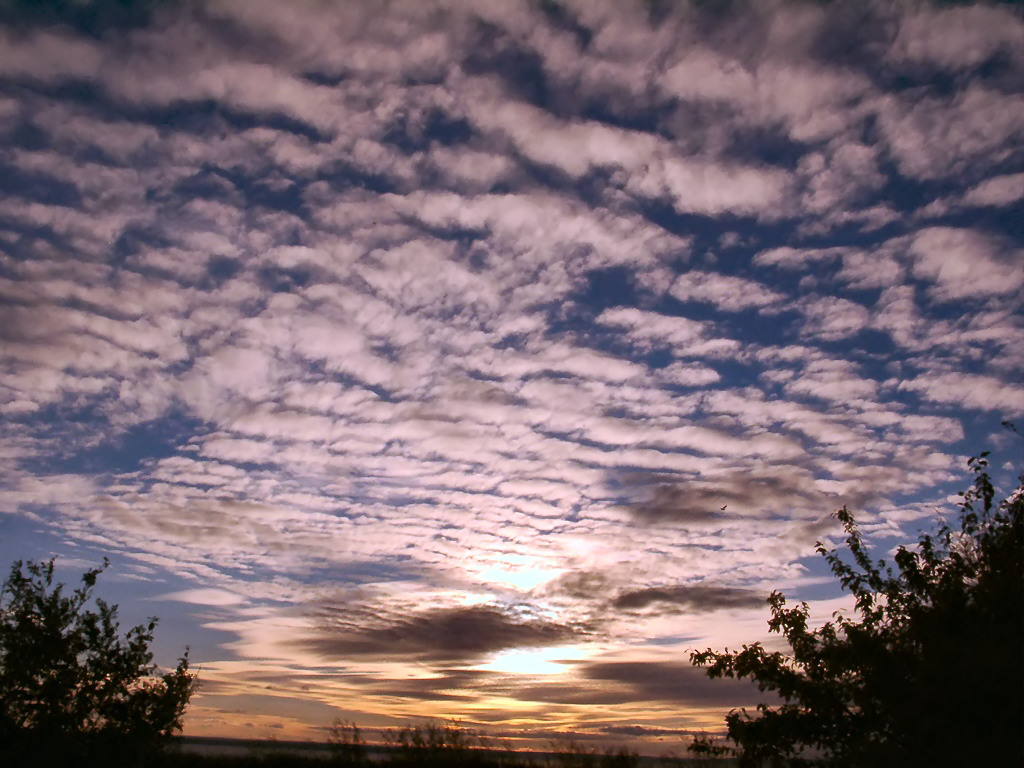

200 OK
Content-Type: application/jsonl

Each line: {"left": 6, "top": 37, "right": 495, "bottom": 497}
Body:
{"left": 0, "top": 558, "right": 194, "bottom": 767}
{"left": 691, "top": 453, "right": 1023, "bottom": 766}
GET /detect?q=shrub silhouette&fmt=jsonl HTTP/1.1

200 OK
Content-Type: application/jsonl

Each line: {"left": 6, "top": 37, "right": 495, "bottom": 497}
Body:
{"left": 381, "top": 720, "right": 500, "bottom": 766}
{"left": 548, "top": 739, "right": 639, "bottom": 768}
{"left": 0, "top": 558, "right": 195, "bottom": 767}
{"left": 690, "top": 452, "right": 1023, "bottom": 766}
{"left": 327, "top": 718, "right": 367, "bottom": 765}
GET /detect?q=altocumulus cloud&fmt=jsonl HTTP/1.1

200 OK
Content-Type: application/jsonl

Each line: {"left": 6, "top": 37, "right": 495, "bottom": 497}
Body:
{"left": 0, "top": 0, "right": 1021, "bottom": 751}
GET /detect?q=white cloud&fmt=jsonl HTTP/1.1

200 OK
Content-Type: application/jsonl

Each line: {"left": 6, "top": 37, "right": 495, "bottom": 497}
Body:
{"left": 660, "top": 45, "right": 873, "bottom": 144}
{"left": 595, "top": 308, "right": 723, "bottom": 355}
{"left": 870, "top": 285, "right": 930, "bottom": 351}
{"left": 900, "top": 371, "right": 1024, "bottom": 415}
{"left": 886, "top": 5, "right": 1024, "bottom": 73}
{"left": 798, "top": 141, "right": 885, "bottom": 214}
{"left": 753, "top": 246, "right": 850, "bottom": 270}
{"left": 670, "top": 271, "right": 785, "bottom": 312}
{"left": 909, "top": 227, "right": 1024, "bottom": 302}
{"left": 799, "top": 296, "right": 871, "bottom": 341}
{"left": 962, "top": 173, "right": 1024, "bottom": 209}
{"left": 469, "top": 95, "right": 794, "bottom": 219}
{"left": 785, "top": 359, "right": 878, "bottom": 405}
{"left": 836, "top": 246, "right": 906, "bottom": 290}
{"left": 158, "top": 588, "right": 249, "bottom": 607}
{"left": 470, "top": 98, "right": 657, "bottom": 180}
{"left": 878, "top": 86, "right": 1024, "bottom": 180}
{"left": 655, "top": 362, "right": 721, "bottom": 388}
{"left": 652, "top": 157, "right": 794, "bottom": 218}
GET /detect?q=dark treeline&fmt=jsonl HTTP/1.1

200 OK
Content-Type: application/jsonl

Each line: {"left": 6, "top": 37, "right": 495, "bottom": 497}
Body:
{"left": 151, "top": 726, "right": 733, "bottom": 768}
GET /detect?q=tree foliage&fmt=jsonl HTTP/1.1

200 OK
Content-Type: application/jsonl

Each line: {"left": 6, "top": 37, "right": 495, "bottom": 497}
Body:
{"left": 691, "top": 454, "right": 1024, "bottom": 766}
{"left": 0, "top": 557, "right": 195, "bottom": 766}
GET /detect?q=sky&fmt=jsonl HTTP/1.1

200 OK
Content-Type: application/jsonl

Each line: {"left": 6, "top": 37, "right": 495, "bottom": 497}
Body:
{"left": 1, "top": 0, "right": 1022, "bottom": 755}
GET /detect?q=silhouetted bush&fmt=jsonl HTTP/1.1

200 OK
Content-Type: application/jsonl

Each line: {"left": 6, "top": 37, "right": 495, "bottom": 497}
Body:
{"left": 691, "top": 452, "right": 1023, "bottom": 766}
{"left": 382, "top": 720, "right": 502, "bottom": 766}
{"left": 0, "top": 558, "right": 194, "bottom": 767}
{"left": 548, "top": 739, "right": 640, "bottom": 768}
{"left": 327, "top": 718, "right": 367, "bottom": 765}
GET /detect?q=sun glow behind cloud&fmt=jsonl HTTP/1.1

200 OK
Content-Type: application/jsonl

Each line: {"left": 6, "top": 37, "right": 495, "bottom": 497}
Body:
{"left": 477, "top": 558, "right": 564, "bottom": 592}
{"left": 481, "top": 646, "right": 591, "bottom": 677}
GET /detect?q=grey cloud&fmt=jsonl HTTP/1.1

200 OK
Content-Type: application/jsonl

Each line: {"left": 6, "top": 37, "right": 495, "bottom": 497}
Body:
{"left": 506, "top": 661, "right": 764, "bottom": 708}
{"left": 547, "top": 570, "right": 613, "bottom": 601}
{"left": 300, "top": 604, "right": 587, "bottom": 662}
{"left": 504, "top": 681, "right": 642, "bottom": 708}
{"left": 358, "top": 669, "right": 487, "bottom": 703}
{"left": 627, "top": 483, "right": 727, "bottom": 525}
{"left": 624, "top": 469, "right": 830, "bottom": 524}
{"left": 599, "top": 725, "right": 701, "bottom": 737}
{"left": 582, "top": 661, "right": 764, "bottom": 707}
{"left": 612, "top": 584, "right": 764, "bottom": 613}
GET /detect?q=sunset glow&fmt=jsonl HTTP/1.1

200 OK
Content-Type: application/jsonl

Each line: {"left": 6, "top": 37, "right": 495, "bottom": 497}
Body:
{"left": 481, "top": 646, "right": 592, "bottom": 677}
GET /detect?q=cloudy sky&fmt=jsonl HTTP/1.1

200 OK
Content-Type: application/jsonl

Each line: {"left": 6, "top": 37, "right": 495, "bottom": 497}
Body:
{"left": 1, "top": 0, "right": 1022, "bottom": 753}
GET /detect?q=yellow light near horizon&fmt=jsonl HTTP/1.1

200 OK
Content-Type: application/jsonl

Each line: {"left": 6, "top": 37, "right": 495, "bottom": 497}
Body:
{"left": 479, "top": 646, "right": 582, "bottom": 676}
